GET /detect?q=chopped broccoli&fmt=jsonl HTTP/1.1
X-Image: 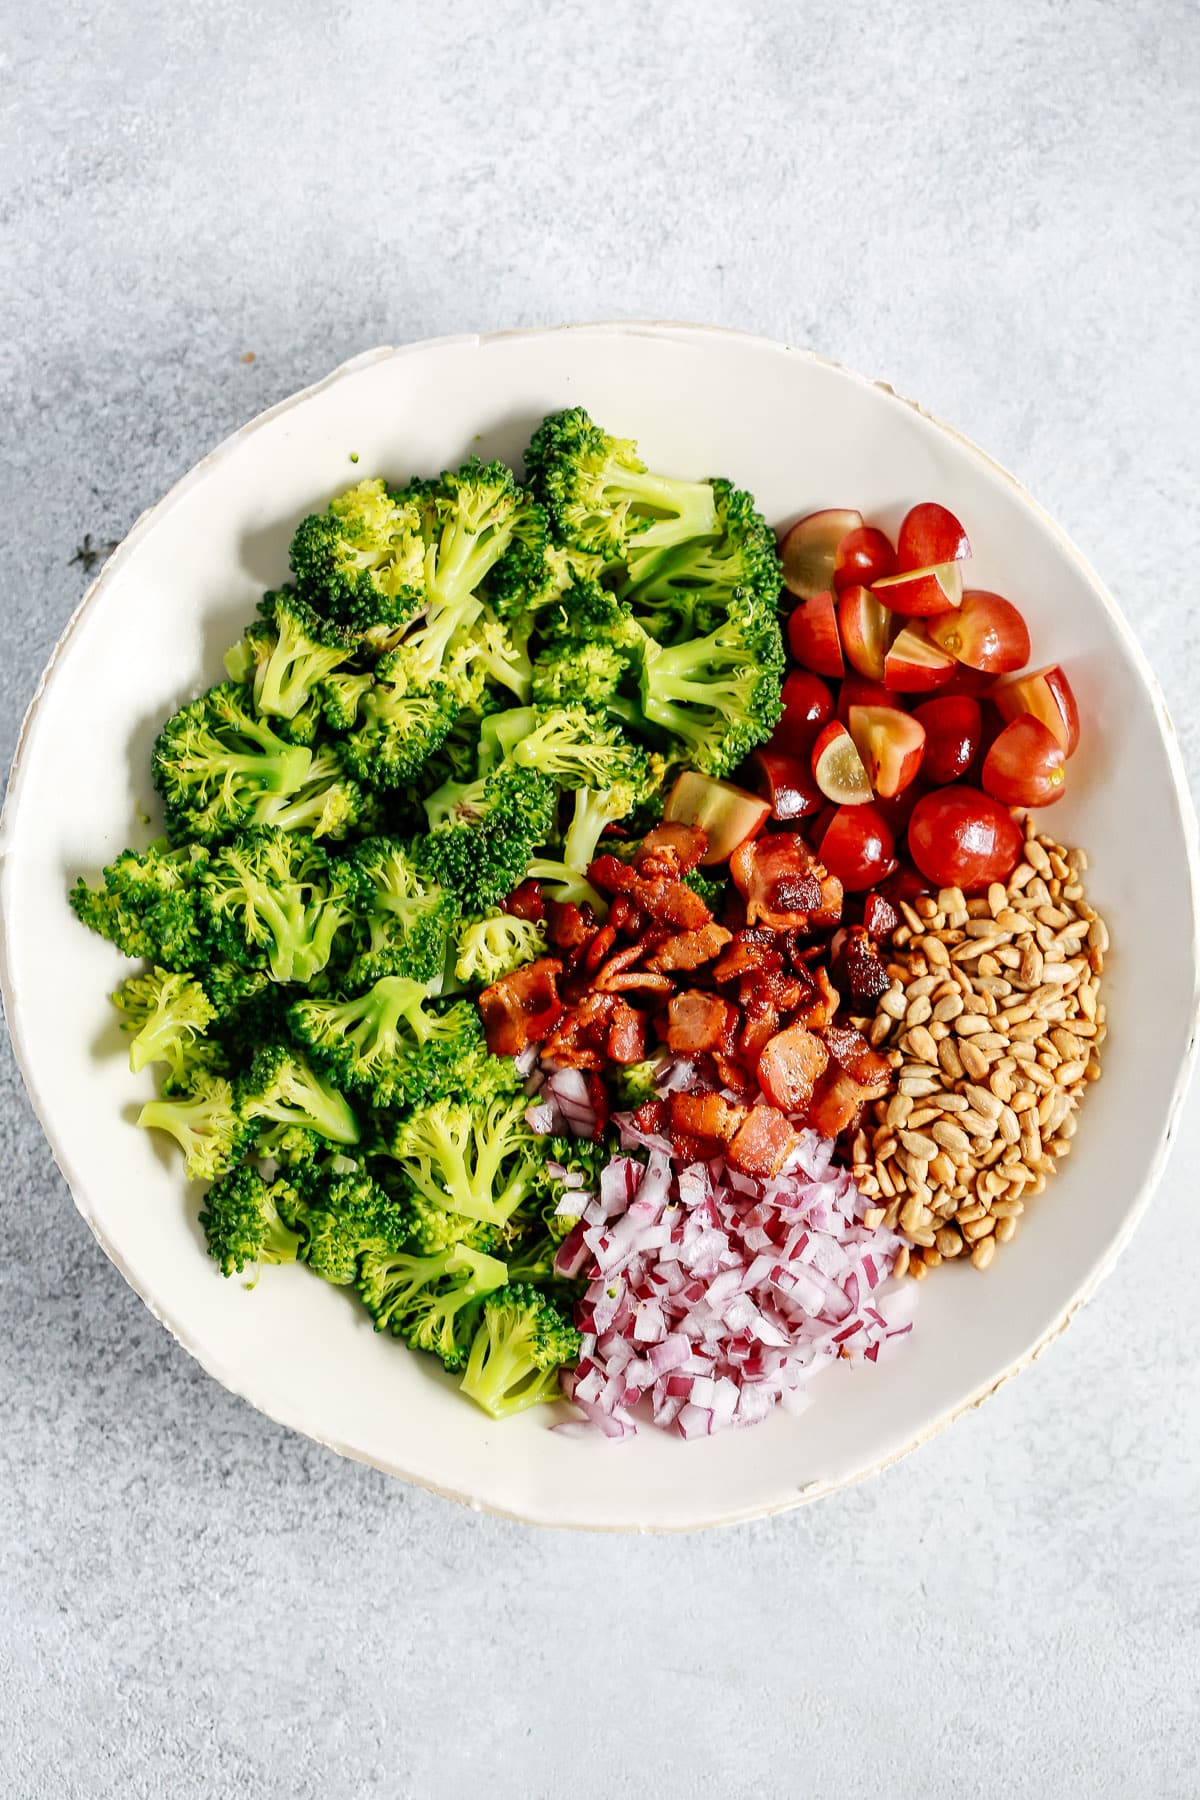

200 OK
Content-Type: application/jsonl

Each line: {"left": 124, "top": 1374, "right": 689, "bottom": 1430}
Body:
{"left": 387, "top": 1089, "right": 539, "bottom": 1231}
{"left": 111, "top": 967, "right": 219, "bottom": 1079}
{"left": 525, "top": 408, "right": 717, "bottom": 562}
{"left": 341, "top": 659, "right": 461, "bottom": 791}
{"left": 637, "top": 592, "right": 784, "bottom": 777}
{"left": 70, "top": 841, "right": 210, "bottom": 970}
{"left": 199, "top": 1165, "right": 304, "bottom": 1276}
{"left": 289, "top": 477, "right": 428, "bottom": 635}
{"left": 249, "top": 744, "right": 371, "bottom": 840}
{"left": 317, "top": 668, "right": 376, "bottom": 732}
{"left": 616, "top": 477, "right": 781, "bottom": 636}
{"left": 357, "top": 1242, "right": 509, "bottom": 1370}
{"left": 274, "top": 1162, "right": 408, "bottom": 1285}
{"left": 152, "top": 681, "right": 315, "bottom": 844}
{"left": 613, "top": 1058, "right": 667, "bottom": 1110}
{"left": 421, "top": 763, "right": 557, "bottom": 913}
{"left": 682, "top": 866, "right": 730, "bottom": 911}
{"left": 245, "top": 588, "right": 357, "bottom": 720}
{"left": 138, "top": 1070, "right": 249, "bottom": 1181}
{"left": 201, "top": 829, "right": 353, "bottom": 984}
{"left": 345, "top": 837, "right": 454, "bottom": 985}
{"left": 459, "top": 1284, "right": 580, "bottom": 1417}
{"left": 526, "top": 1133, "right": 607, "bottom": 1240}
{"left": 237, "top": 1044, "right": 361, "bottom": 1147}
{"left": 454, "top": 911, "right": 547, "bottom": 986}
{"left": 288, "top": 975, "right": 484, "bottom": 1110}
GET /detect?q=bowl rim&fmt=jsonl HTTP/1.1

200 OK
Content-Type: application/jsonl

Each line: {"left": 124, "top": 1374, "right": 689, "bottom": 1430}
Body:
{"left": 3, "top": 320, "right": 1198, "bottom": 1530}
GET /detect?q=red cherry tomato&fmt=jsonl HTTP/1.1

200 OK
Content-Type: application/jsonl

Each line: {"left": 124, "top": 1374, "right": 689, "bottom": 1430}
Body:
{"left": 771, "top": 669, "right": 835, "bottom": 755}
{"left": 833, "top": 525, "right": 896, "bottom": 592}
{"left": 907, "top": 787, "right": 1024, "bottom": 892}
{"left": 912, "top": 696, "right": 982, "bottom": 784}
{"left": 818, "top": 805, "right": 897, "bottom": 892}
{"left": 927, "top": 591, "right": 1031, "bottom": 674}
{"left": 982, "top": 714, "right": 1067, "bottom": 807}
{"left": 747, "top": 749, "right": 825, "bottom": 821}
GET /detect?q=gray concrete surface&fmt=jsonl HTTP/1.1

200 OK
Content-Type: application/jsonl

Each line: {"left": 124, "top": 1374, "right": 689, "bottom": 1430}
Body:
{"left": 2, "top": 1, "right": 1198, "bottom": 1795}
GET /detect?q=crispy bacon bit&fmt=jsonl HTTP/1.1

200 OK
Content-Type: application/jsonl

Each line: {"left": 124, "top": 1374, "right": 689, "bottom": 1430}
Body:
{"left": 712, "top": 928, "right": 783, "bottom": 982}
{"left": 822, "top": 1022, "right": 891, "bottom": 1097}
{"left": 644, "top": 922, "right": 733, "bottom": 973}
{"left": 730, "top": 833, "right": 844, "bottom": 932}
{"left": 478, "top": 957, "right": 564, "bottom": 1056}
{"left": 665, "top": 990, "right": 737, "bottom": 1055}
{"left": 502, "top": 879, "right": 545, "bottom": 921}
{"left": 584, "top": 1071, "right": 611, "bottom": 1138}
{"left": 736, "top": 999, "right": 779, "bottom": 1068}
{"left": 607, "top": 895, "right": 645, "bottom": 938}
{"left": 636, "top": 821, "right": 708, "bottom": 873}
{"left": 587, "top": 854, "right": 713, "bottom": 930}
{"left": 632, "top": 1097, "right": 667, "bottom": 1135}
{"left": 601, "top": 971, "right": 675, "bottom": 995}
{"left": 792, "top": 964, "right": 839, "bottom": 1031}
{"left": 726, "top": 1104, "right": 800, "bottom": 1177}
{"left": 757, "top": 1023, "right": 830, "bottom": 1113}
{"left": 667, "top": 1089, "right": 745, "bottom": 1146}
{"left": 545, "top": 899, "right": 595, "bottom": 951}
{"left": 808, "top": 1068, "right": 872, "bottom": 1139}
{"left": 582, "top": 923, "right": 617, "bottom": 974}
{"left": 715, "top": 1055, "right": 758, "bottom": 1100}
{"left": 862, "top": 891, "right": 900, "bottom": 941}
{"left": 606, "top": 1000, "right": 648, "bottom": 1064}
{"left": 541, "top": 989, "right": 614, "bottom": 1068}
{"left": 832, "top": 922, "right": 892, "bottom": 1007}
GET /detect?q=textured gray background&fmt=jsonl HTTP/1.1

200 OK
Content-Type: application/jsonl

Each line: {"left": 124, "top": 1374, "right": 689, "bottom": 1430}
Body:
{"left": 2, "top": 1, "right": 1198, "bottom": 1795}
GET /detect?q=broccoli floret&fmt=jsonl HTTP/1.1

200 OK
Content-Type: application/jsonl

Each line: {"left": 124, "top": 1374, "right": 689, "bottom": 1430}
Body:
{"left": 237, "top": 1044, "right": 361, "bottom": 1147}
{"left": 317, "top": 668, "right": 376, "bottom": 732}
{"left": 482, "top": 703, "right": 643, "bottom": 793}
{"left": 525, "top": 1133, "right": 606, "bottom": 1241}
{"left": 111, "top": 967, "right": 219, "bottom": 1079}
{"left": 254, "top": 1123, "right": 324, "bottom": 1168}
{"left": 274, "top": 1162, "right": 408, "bottom": 1285}
{"left": 357, "top": 1242, "right": 509, "bottom": 1370}
{"left": 152, "top": 682, "right": 315, "bottom": 844}
{"left": 223, "top": 617, "right": 275, "bottom": 688}
{"left": 138, "top": 1070, "right": 250, "bottom": 1181}
{"left": 459, "top": 1284, "right": 581, "bottom": 1417}
{"left": 421, "top": 763, "right": 557, "bottom": 913}
{"left": 345, "top": 836, "right": 454, "bottom": 985}
{"left": 637, "top": 592, "right": 785, "bottom": 777}
{"left": 617, "top": 478, "right": 781, "bottom": 637}
{"left": 199, "top": 1165, "right": 304, "bottom": 1276}
{"left": 341, "top": 660, "right": 461, "bottom": 791}
{"left": 201, "top": 829, "right": 353, "bottom": 984}
{"left": 246, "top": 588, "right": 357, "bottom": 720}
{"left": 682, "top": 867, "right": 730, "bottom": 911}
{"left": 387, "top": 1089, "right": 539, "bottom": 1232}
{"left": 454, "top": 911, "right": 547, "bottom": 986}
{"left": 249, "top": 744, "right": 371, "bottom": 840}
{"left": 525, "top": 408, "right": 717, "bottom": 563}
{"left": 288, "top": 976, "right": 484, "bottom": 1111}
{"left": 70, "top": 841, "right": 210, "bottom": 970}
{"left": 289, "top": 477, "right": 428, "bottom": 635}
{"left": 421, "top": 458, "right": 544, "bottom": 616}
{"left": 613, "top": 1058, "right": 667, "bottom": 1110}
{"left": 531, "top": 636, "right": 630, "bottom": 710}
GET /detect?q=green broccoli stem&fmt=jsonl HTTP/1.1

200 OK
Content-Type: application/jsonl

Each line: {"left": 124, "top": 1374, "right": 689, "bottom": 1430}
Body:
{"left": 525, "top": 857, "right": 605, "bottom": 914}
{"left": 600, "top": 465, "right": 717, "bottom": 547}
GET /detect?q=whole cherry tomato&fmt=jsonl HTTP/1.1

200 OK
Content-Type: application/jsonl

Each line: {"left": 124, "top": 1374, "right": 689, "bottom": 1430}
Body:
{"left": 907, "top": 787, "right": 1024, "bottom": 892}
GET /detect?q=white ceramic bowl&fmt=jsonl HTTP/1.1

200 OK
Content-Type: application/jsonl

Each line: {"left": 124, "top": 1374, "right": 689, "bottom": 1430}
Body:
{"left": 3, "top": 325, "right": 1197, "bottom": 1530}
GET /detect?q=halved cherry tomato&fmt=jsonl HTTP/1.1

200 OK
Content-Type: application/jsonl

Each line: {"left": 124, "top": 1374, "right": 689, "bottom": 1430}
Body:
{"left": 927, "top": 590, "right": 1031, "bottom": 673}
{"left": 748, "top": 749, "right": 825, "bottom": 821}
{"left": 786, "top": 591, "right": 844, "bottom": 678}
{"left": 817, "top": 805, "right": 897, "bottom": 892}
{"left": 664, "top": 772, "right": 770, "bottom": 864}
{"left": 982, "top": 714, "right": 1067, "bottom": 807}
{"left": 837, "top": 674, "right": 901, "bottom": 722}
{"left": 896, "top": 502, "right": 971, "bottom": 571}
{"left": 912, "top": 695, "right": 982, "bottom": 784}
{"left": 771, "top": 669, "right": 835, "bottom": 756}
{"left": 993, "top": 663, "right": 1080, "bottom": 755}
{"left": 837, "top": 585, "right": 893, "bottom": 681}
{"left": 907, "top": 787, "right": 1024, "bottom": 892}
{"left": 811, "top": 720, "right": 873, "bottom": 805}
{"left": 847, "top": 705, "right": 926, "bottom": 798}
{"left": 833, "top": 525, "right": 896, "bottom": 592}
{"left": 779, "top": 509, "right": 863, "bottom": 600}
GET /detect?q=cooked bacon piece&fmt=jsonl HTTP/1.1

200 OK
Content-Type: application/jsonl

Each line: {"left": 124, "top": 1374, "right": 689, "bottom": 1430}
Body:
{"left": 822, "top": 1022, "right": 891, "bottom": 1097}
{"left": 726, "top": 1104, "right": 800, "bottom": 1177}
{"left": 607, "top": 895, "right": 646, "bottom": 939}
{"left": 644, "top": 921, "right": 733, "bottom": 973}
{"left": 715, "top": 1055, "right": 758, "bottom": 1100}
{"left": 862, "top": 891, "right": 900, "bottom": 941}
{"left": 668, "top": 1090, "right": 745, "bottom": 1146}
{"left": 712, "top": 928, "right": 783, "bottom": 983}
{"left": 632, "top": 1097, "right": 667, "bottom": 1135}
{"left": 636, "top": 822, "right": 708, "bottom": 874}
{"left": 545, "top": 900, "right": 598, "bottom": 955}
{"left": 808, "top": 1068, "right": 872, "bottom": 1139}
{"left": 831, "top": 923, "right": 892, "bottom": 1007}
{"left": 585, "top": 1071, "right": 611, "bottom": 1138}
{"left": 478, "top": 957, "right": 564, "bottom": 1056}
{"left": 582, "top": 923, "right": 617, "bottom": 974}
{"left": 602, "top": 972, "right": 675, "bottom": 995}
{"left": 791, "top": 964, "right": 839, "bottom": 1031}
{"left": 665, "top": 990, "right": 737, "bottom": 1055}
{"left": 503, "top": 879, "right": 545, "bottom": 921}
{"left": 588, "top": 941, "right": 646, "bottom": 988}
{"left": 757, "top": 1023, "right": 830, "bottom": 1113}
{"left": 730, "top": 832, "right": 844, "bottom": 932}
{"left": 587, "top": 854, "right": 712, "bottom": 930}
{"left": 606, "top": 1000, "right": 648, "bottom": 1064}
{"left": 736, "top": 1000, "right": 779, "bottom": 1069}
{"left": 736, "top": 965, "right": 809, "bottom": 1015}
{"left": 540, "top": 989, "right": 615, "bottom": 1068}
